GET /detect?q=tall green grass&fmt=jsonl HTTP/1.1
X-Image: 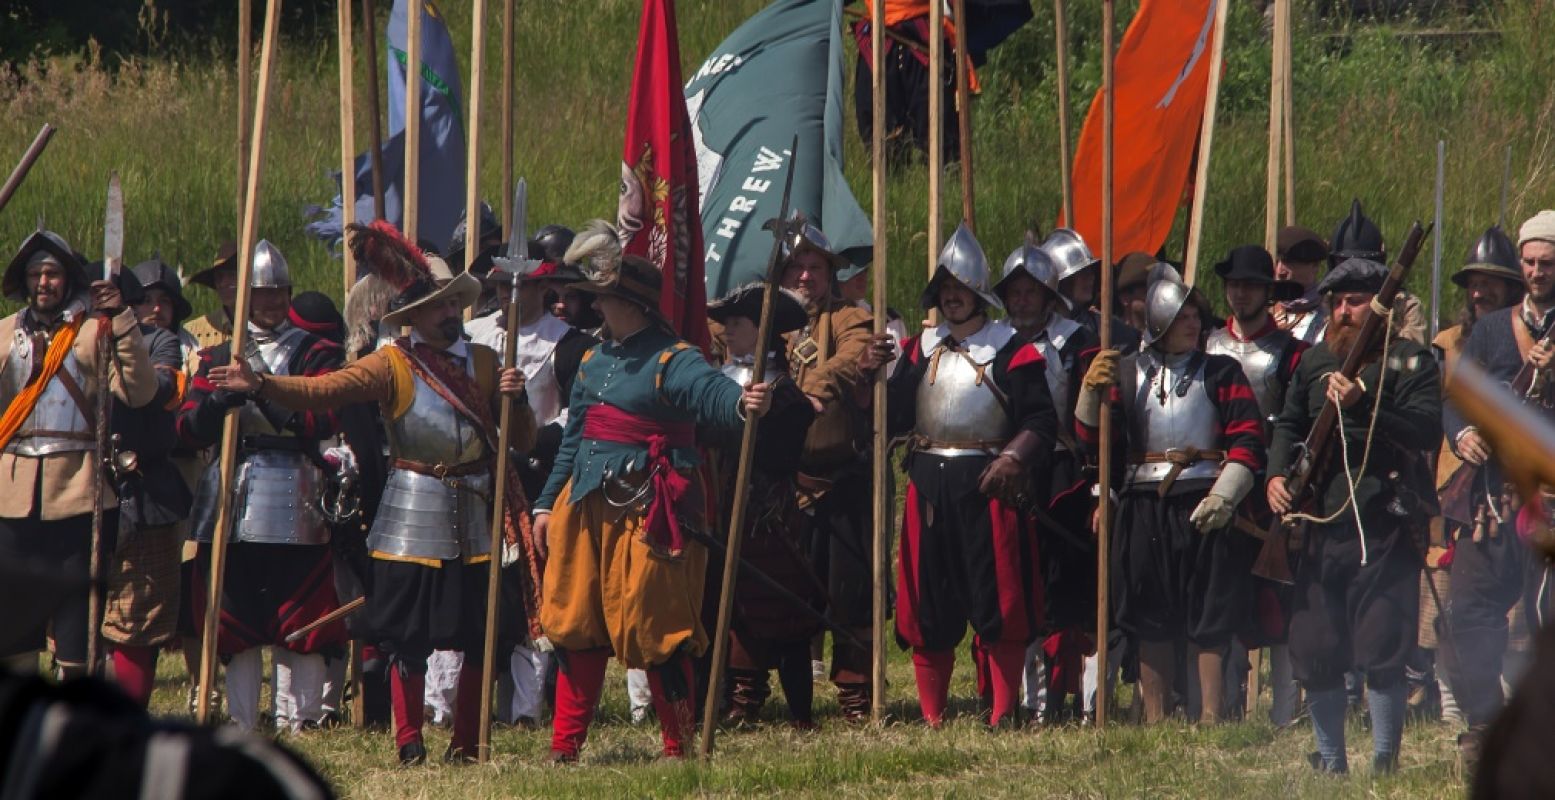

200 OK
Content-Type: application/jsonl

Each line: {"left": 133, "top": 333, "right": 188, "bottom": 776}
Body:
{"left": 0, "top": 0, "right": 1549, "bottom": 323}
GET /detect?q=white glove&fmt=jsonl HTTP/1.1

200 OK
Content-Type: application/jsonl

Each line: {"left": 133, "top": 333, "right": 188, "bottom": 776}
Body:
{"left": 1075, "top": 385, "right": 1104, "bottom": 428}
{"left": 1189, "top": 462, "right": 1255, "bottom": 534}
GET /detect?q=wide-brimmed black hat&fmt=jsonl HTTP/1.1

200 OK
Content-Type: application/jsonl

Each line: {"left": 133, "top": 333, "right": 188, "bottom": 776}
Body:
{"left": 130, "top": 257, "right": 194, "bottom": 325}
{"left": 1214, "top": 245, "right": 1303, "bottom": 302}
{"left": 188, "top": 240, "right": 238, "bottom": 289}
{"left": 1317, "top": 257, "right": 1388, "bottom": 296}
{"left": 3, "top": 229, "right": 90, "bottom": 303}
{"left": 707, "top": 283, "right": 808, "bottom": 336}
{"left": 1276, "top": 226, "right": 1329, "bottom": 264}
{"left": 563, "top": 220, "right": 664, "bottom": 319}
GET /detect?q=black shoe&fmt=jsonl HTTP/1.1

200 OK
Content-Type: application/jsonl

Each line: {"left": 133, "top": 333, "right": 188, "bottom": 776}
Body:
{"left": 546, "top": 749, "right": 578, "bottom": 766}
{"left": 398, "top": 741, "right": 427, "bottom": 767}
{"left": 1307, "top": 751, "right": 1348, "bottom": 775}
{"left": 1372, "top": 752, "right": 1398, "bottom": 776}
{"left": 443, "top": 743, "right": 478, "bottom": 765}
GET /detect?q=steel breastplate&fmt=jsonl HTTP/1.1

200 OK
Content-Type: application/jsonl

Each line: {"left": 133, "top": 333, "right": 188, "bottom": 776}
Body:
{"left": 913, "top": 344, "right": 1013, "bottom": 457}
{"left": 386, "top": 368, "right": 488, "bottom": 466}
{"left": 1206, "top": 327, "right": 1287, "bottom": 421}
{"left": 1126, "top": 351, "right": 1220, "bottom": 486}
{"left": 1034, "top": 316, "right": 1079, "bottom": 441}
{"left": 1, "top": 328, "right": 95, "bottom": 457}
{"left": 239, "top": 325, "right": 306, "bottom": 434}
{"left": 190, "top": 449, "right": 330, "bottom": 544}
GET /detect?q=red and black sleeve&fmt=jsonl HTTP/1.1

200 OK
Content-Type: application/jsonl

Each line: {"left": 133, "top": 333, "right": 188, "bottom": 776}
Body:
{"left": 1206, "top": 354, "right": 1266, "bottom": 474}
{"left": 277, "top": 337, "right": 344, "bottom": 440}
{"left": 176, "top": 344, "right": 230, "bottom": 448}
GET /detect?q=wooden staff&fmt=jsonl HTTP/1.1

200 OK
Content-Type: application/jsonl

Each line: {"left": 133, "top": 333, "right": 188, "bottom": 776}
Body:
{"left": 237, "top": 0, "right": 252, "bottom": 234}
{"left": 0, "top": 124, "right": 56, "bottom": 217}
{"left": 952, "top": 0, "right": 974, "bottom": 230}
{"left": 284, "top": 595, "right": 368, "bottom": 643}
{"left": 1264, "top": 0, "right": 1287, "bottom": 252}
{"left": 403, "top": 0, "right": 423, "bottom": 242}
{"left": 700, "top": 136, "right": 800, "bottom": 758}
{"left": 1281, "top": 0, "right": 1295, "bottom": 225}
{"left": 196, "top": 0, "right": 283, "bottom": 724}
{"left": 1054, "top": 0, "right": 1074, "bottom": 225}
{"left": 338, "top": 0, "right": 358, "bottom": 295}
{"left": 1181, "top": 0, "right": 1229, "bottom": 287}
{"left": 500, "top": 0, "right": 516, "bottom": 237}
{"left": 362, "top": 0, "right": 386, "bottom": 220}
{"left": 1095, "top": 0, "right": 1116, "bottom": 729}
{"left": 926, "top": 0, "right": 943, "bottom": 325}
{"left": 869, "top": 0, "right": 889, "bottom": 725}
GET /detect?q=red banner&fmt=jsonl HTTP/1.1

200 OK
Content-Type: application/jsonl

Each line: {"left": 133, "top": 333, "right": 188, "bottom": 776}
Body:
{"left": 1066, "top": 0, "right": 1218, "bottom": 259}
{"left": 618, "top": 0, "right": 709, "bottom": 350}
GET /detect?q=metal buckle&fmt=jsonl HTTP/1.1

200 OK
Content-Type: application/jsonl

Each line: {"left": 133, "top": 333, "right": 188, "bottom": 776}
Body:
{"left": 791, "top": 337, "right": 820, "bottom": 367}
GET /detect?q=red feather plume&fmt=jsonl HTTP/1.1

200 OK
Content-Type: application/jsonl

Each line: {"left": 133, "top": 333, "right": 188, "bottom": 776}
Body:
{"left": 346, "top": 220, "right": 430, "bottom": 292}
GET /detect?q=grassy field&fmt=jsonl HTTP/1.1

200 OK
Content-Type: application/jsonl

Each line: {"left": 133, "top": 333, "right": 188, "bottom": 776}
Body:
{"left": 1, "top": 0, "right": 1551, "bottom": 320}
{"left": 146, "top": 646, "right": 1468, "bottom": 799}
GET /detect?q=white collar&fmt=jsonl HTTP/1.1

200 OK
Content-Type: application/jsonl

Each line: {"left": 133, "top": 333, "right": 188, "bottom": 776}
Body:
{"left": 919, "top": 318, "right": 1016, "bottom": 363}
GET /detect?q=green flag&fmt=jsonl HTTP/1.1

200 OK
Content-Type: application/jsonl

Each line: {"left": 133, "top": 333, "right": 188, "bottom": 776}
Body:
{"left": 687, "top": 0, "right": 873, "bottom": 298}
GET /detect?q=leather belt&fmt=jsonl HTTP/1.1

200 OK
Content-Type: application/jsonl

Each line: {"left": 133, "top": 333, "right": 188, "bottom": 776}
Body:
{"left": 12, "top": 429, "right": 94, "bottom": 441}
{"left": 1129, "top": 447, "right": 1225, "bottom": 497}
{"left": 393, "top": 457, "right": 493, "bottom": 503}
{"left": 908, "top": 433, "right": 1005, "bottom": 458}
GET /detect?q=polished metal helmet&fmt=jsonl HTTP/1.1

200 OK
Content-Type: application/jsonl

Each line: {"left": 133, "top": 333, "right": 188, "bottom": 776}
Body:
{"left": 1330, "top": 198, "right": 1385, "bottom": 265}
{"left": 781, "top": 213, "right": 848, "bottom": 272}
{"left": 250, "top": 239, "right": 291, "bottom": 289}
{"left": 1452, "top": 224, "right": 1521, "bottom": 288}
{"left": 1141, "top": 275, "right": 1192, "bottom": 347}
{"left": 920, "top": 222, "right": 1003, "bottom": 310}
{"left": 994, "top": 242, "right": 1069, "bottom": 309}
{"left": 1040, "top": 228, "right": 1100, "bottom": 283}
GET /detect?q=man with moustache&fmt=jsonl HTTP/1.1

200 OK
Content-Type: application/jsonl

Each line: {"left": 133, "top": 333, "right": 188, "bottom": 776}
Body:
{"left": 1077, "top": 276, "right": 1265, "bottom": 725}
{"left": 210, "top": 221, "right": 538, "bottom": 764}
{"left": 1268, "top": 257, "right": 1441, "bottom": 775}
{"left": 1440, "top": 211, "right": 1555, "bottom": 766}
{"left": 1204, "top": 245, "right": 1307, "bottom": 725}
{"left": 0, "top": 230, "right": 157, "bottom": 679}
{"left": 990, "top": 239, "right": 1098, "bottom": 722}
{"left": 871, "top": 224, "right": 1056, "bottom": 728}
{"left": 777, "top": 216, "right": 877, "bottom": 720}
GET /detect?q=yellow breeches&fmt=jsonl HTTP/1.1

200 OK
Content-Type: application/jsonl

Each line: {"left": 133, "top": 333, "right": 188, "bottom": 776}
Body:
{"left": 539, "top": 477, "right": 709, "bottom": 669}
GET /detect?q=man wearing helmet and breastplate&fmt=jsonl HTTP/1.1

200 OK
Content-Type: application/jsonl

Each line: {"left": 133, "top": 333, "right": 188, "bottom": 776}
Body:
{"left": 990, "top": 237, "right": 1098, "bottom": 723}
{"left": 179, "top": 240, "right": 346, "bottom": 734}
{"left": 1268, "top": 257, "right": 1441, "bottom": 775}
{"left": 776, "top": 214, "right": 878, "bottom": 721}
{"left": 1204, "top": 245, "right": 1308, "bottom": 725}
{"left": 1440, "top": 212, "right": 1555, "bottom": 767}
{"left": 1041, "top": 228, "right": 1141, "bottom": 355}
{"left": 868, "top": 223, "right": 1057, "bottom": 728}
{"left": 1076, "top": 273, "right": 1266, "bottom": 725}
{"left": 0, "top": 229, "right": 157, "bottom": 679}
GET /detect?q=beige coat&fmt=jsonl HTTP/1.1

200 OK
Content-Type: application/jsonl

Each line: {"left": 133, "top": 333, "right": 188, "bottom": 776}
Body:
{"left": 0, "top": 309, "right": 158, "bottom": 520}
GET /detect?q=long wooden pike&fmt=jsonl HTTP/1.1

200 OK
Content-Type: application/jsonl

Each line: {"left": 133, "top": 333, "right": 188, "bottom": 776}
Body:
{"left": 197, "top": 0, "right": 283, "bottom": 725}
{"left": 926, "top": 0, "right": 943, "bottom": 325}
{"left": 700, "top": 136, "right": 800, "bottom": 758}
{"left": 338, "top": 0, "right": 358, "bottom": 294}
{"left": 284, "top": 596, "right": 368, "bottom": 644}
{"left": 1281, "top": 0, "right": 1295, "bottom": 225}
{"left": 237, "top": 0, "right": 252, "bottom": 235}
{"left": 869, "top": 0, "right": 889, "bottom": 726}
{"left": 1095, "top": 0, "right": 1116, "bottom": 728}
{"left": 500, "top": 0, "right": 516, "bottom": 237}
{"left": 1181, "top": 0, "right": 1229, "bottom": 287}
{"left": 403, "top": 0, "right": 423, "bottom": 242}
{"left": 85, "top": 173, "right": 124, "bottom": 677}
{"left": 1264, "top": 0, "right": 1288, "bottom": 252}
{"left": 362, "top": 0, "right": 386, "bottom": 220}
{"left": 0, "top": 124, "right": 56, "bottom": 218}
{"left": 1054, "top": 0, "right": 1074, "bottom": 225}
{"left": 952, "top": 0, "right": 974, "bottom": 230}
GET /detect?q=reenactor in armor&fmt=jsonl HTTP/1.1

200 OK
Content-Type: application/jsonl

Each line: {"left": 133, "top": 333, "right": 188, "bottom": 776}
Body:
{"left": 777, "top": 217, "right": 877, "bottom": 720}
{"left": 705, "top": 284, "right": 822, "bottom": 728}
{"left": 992, "top": 240, "right": 1099, "bottom": 722}
{"left": 1272, "top": 226, "right": 1331, "bottom": 345}
{"left": 872, "top": 223, "right": 1057, "bottom": 728}
{"left": 1268, "top": 257, "right": 1442, "bottom": 774}
{"left": 1440, "top": 212, "right": 1555, "bottom": 767}
{"left": 185, "top": 241, "right": 238, "bottom": 354}
{"left": 1203, "top": 245, "right": 1308, "bottom": 724}
{"left": 210, "top": 221, "right": 539, "bottom": 764}
{"left": 102, "top": 260, "right": 198, "bottom": 706}
{"left": 0, "top": 230, "right": 158, "bottom": 678}
{"left": 1041, "top": 227, "right": 1140, "bottom": 355}
{"left": 179, "top": 240, "right": 347, "bottom": 733}
{"left": 531, "top": 221, "right": 772, "bottom": 762}
{"left": 1077, "top": 275, "right": 1266, "bottom": 725}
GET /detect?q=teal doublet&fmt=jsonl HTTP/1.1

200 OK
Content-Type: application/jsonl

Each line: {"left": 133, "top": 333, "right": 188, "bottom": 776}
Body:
{"left": 534, "top": 326, "right": 745, "bottom": 512}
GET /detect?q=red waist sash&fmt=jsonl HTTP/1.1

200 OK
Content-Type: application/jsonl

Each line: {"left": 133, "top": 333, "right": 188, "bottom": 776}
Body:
{"left": 582, "top": 403, "right": 698, "bottom": 555}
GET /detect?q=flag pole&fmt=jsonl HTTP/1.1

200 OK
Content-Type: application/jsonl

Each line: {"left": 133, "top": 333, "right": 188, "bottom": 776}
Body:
{"left": 500, "top": 0, "right": 516, "bottom": 238}
{"left": 1281, "top": 0, "right": 1295, "bottom": 225}
{"left": 236, "top": 0, "right": 252, "bottom": 234}
{"left": 1095, "top": 0, "right": 1116, "bottom": 729}
{"left": 404, "top": 0, "right": 423, "bottom": 242}
{"left": 1054, "top": 0, "right": 1074, "bottom": 226}
{"left": 338, "top": 0, "right": 358, "bottom": 296}
{"left": 197, "top": 0, "right": 282, "bottom": 724}
{"left": 952, "top": 0, "right": 974, "bottom": 230}
{"left": 1264, "top": 0, "right": 1287, "bottom": 252}
{"left": 362, "top": 0, "right": 386, "bottom": 220}
{"left": 926, "top": 0, "right": 943, "bottom": 325}
{"left": 1181, "top": 0, "right": 1228, "bottom": 287}
{"left": 869, "top": 0, "right": 889, "bottom": 727}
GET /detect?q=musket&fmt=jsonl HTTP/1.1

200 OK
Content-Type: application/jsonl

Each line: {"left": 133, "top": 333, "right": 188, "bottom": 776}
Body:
{"left": 85, "top": 173, "right": 125, "bottom": 676}
{"left": 700, "top": 134, "right": 801, "bottom": 758}
{"left": 0, "top": 124, "right": 56, "bottom": 218}
{"left": 1253, "top": 222, "right": 1430, "bottom": 584}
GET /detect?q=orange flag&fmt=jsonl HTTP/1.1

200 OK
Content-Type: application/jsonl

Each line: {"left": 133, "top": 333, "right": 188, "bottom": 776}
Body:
{"left": 1066, "top": 0, "right": 1218, "bottom": 258}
